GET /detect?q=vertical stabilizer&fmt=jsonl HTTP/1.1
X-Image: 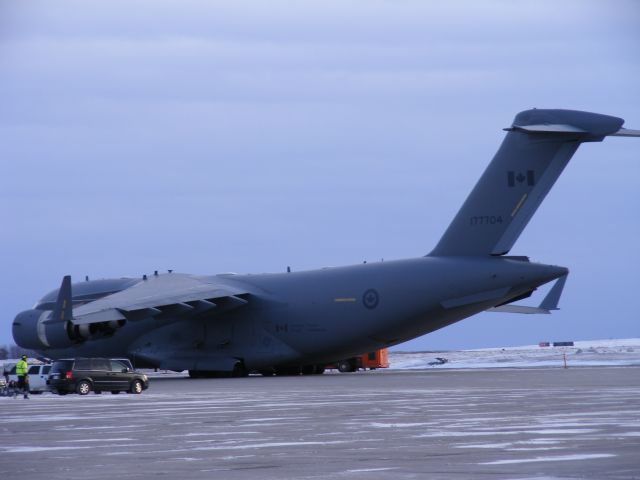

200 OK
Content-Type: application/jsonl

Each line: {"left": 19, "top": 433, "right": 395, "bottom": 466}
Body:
{"left": 430, "top": 109, "right": 627, "bottom": 256}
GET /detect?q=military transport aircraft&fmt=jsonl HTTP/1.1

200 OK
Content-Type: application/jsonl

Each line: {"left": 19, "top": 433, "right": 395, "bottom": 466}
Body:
{"left": 12, "top": 109, "right": 639, "bottom": 377}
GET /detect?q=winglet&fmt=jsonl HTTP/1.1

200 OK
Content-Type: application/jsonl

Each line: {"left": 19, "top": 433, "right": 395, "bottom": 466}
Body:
{"left": 49, "top": 275, "right": 73, "bottom": 322}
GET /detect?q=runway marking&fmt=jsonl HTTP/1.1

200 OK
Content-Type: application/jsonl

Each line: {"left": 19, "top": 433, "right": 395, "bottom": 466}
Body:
{"left": 414, "top": 431, "right": 522, "bottom": 438}
{"left": 55, "top": 425, "right": 119, "bottom": 430}
{"left": 174, "top": 440, "right": 351, "bottom": 451}
{"left": 480, "top": 453, "right": 616, "bottom": 465}
{"left": 55, "top": 438, "right": 134, "bottom": 443}
{"left": 506, "top": 447, "right": 566, "bottom": 451}
{"left": 346, "top": 467, "right": 400, "bottom": 473}
{"left": 521, "top": 428, "right": 600, "bottom": 434}
{"left": 369, "top": 422, "right": 432, "bottom": 428}
{"left": 3, "top": 446, "right": 94, "bottom": 453}
{"left": 455, "top": 442, "right": 512, "bottom": 449}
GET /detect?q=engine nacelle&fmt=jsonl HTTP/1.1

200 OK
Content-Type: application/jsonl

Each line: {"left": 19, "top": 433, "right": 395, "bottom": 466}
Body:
{"left": 13, "top": 309, "right": 127, "bottom": 350}
{"left": 12, "top": 309, "right": 75, "bottom": 350}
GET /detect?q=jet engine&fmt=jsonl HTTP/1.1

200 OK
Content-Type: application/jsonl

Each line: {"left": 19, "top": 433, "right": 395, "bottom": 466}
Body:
{"left": 12, "top": 309, "right": 75, "bottom": 349}
{"left": 12, "top": 309, "right": 126, "bottom": 350}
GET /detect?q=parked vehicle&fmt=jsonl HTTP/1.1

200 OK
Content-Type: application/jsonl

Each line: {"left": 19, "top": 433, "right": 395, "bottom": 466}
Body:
{"left": 4, "top": 363, "right": 52, "bottom": 393}
{"left": 47, "top": 358, "right": 149, "bottom": 395}
{"left": 327, "top": 348, "right": 390, "bottom": 373}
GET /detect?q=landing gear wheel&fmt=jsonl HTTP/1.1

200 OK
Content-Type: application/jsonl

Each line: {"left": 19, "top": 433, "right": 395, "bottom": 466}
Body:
{"left": 130, "top": 380, "right": 143, "bottom": 394}
{"left": 338, "top": 360, "right": 356, "bottom": 373}
{"left": 76, "top": 380, "right": 91, "bottom": 395}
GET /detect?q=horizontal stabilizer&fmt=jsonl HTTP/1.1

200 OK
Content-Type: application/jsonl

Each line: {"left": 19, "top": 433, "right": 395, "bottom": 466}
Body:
{"left": 609, "top": 127, "right": 640, "bottom": 137}
{"left": 510, "top": 124, "right": 640, "bottom": 137}
{"left": 487, "top": 273, "right": 568, "bottom": 315}
{"left": 488, "top": 305, "right": 551, "bottom": 314}
{"left": 509, "top": 124, "right": 587, "bottom": 134}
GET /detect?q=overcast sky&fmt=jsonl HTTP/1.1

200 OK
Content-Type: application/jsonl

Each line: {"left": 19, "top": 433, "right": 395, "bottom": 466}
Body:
{"left": 1, "top": 0, "right": 638, "bottom": 350}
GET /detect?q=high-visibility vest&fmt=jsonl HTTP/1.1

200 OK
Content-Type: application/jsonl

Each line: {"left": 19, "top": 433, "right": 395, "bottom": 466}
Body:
{"left": 16, "top": 359, "right": 28, "bottom": 376}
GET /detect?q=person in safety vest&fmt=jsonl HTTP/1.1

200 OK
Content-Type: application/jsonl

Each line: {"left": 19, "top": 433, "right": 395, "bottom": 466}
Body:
{"left": 16, "top": 355, "right": 29, "bottom": 399}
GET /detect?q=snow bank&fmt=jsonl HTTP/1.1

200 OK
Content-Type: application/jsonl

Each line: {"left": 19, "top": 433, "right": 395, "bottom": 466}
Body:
{"left": 390, "top": 338, "right": 640, "bottom": 370}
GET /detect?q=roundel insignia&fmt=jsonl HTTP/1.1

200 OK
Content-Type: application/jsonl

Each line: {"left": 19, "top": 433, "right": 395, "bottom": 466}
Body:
{"left": 362, "top": 289, "right": 379, "bottom": 310}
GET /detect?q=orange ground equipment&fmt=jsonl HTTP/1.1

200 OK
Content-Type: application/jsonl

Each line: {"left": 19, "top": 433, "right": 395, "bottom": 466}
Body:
{"left": 328, "top": 348, "right": 389, "bottom": 373}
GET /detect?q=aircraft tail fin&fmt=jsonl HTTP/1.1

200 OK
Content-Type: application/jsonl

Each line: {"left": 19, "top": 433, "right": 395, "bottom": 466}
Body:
{"left": 430, "top": 109, "right": 636, "bottom": 257}
{"left": 49, "top": 275, "right": 73, "bottom": 322}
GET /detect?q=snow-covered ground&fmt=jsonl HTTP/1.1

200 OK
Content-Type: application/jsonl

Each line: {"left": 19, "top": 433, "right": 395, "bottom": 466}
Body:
{"left": 390, "top": 338, "right": 640, "bottom": 370}
{"left": 2, "top": 339, "right": 639, "bottom": 374}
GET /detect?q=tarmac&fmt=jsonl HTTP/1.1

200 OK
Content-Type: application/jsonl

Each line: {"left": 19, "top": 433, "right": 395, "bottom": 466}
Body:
{"left": 1, "top": 367, "right": 639, "bottom": 480}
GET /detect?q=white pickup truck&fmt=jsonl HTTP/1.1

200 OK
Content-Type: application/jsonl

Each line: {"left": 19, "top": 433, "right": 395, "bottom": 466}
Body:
{"left": 4, "top": 363, "right": 52, "bottom": 393}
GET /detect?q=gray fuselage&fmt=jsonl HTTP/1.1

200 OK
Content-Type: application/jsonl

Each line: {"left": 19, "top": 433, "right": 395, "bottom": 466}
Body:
{"left": 35, "top": 256, "right": 566, "bottom": 370}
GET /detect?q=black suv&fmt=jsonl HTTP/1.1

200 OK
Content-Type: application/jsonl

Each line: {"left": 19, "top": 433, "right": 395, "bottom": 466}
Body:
{"left": 48, "top": 358, "right": 149, "bottom": 395}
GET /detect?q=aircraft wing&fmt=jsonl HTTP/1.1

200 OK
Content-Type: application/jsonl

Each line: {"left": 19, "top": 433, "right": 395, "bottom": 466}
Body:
{"left": 70, "top": 273, "right": 249, "bottom": 325}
